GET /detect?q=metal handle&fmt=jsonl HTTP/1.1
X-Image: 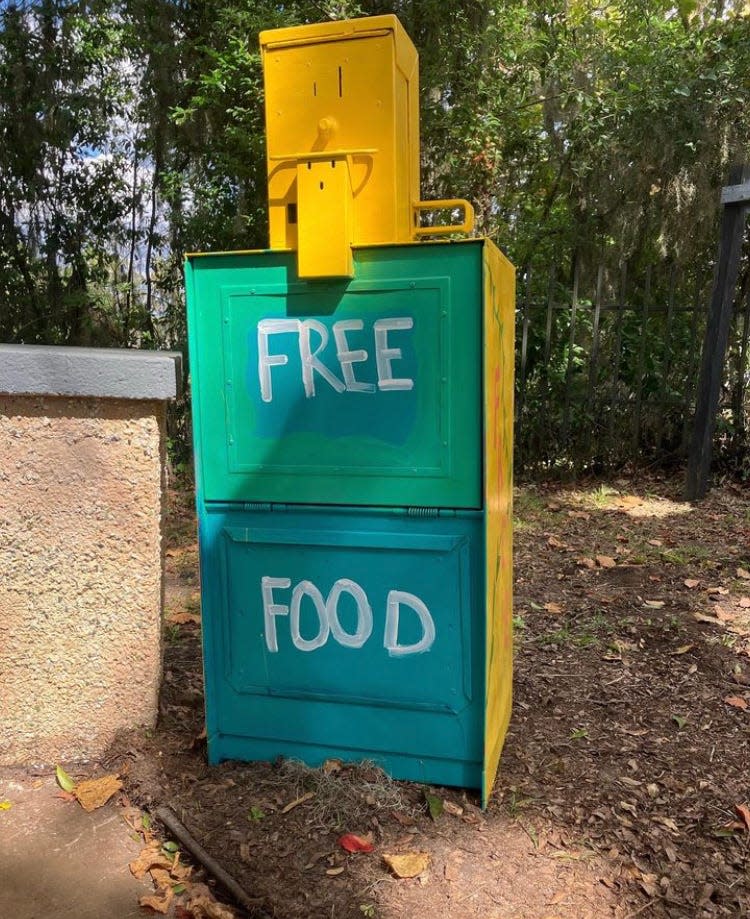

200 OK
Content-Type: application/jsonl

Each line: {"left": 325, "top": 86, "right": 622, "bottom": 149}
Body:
{"left": 269, "top": 148, "right": 377, "bottom": 162}
{"left": 413, "top": 199, "right": 475, "bottom": 237}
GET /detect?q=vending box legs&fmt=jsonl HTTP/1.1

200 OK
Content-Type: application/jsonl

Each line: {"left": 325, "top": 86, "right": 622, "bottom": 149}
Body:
{"left": 186, "top": 239, "right": 514, "bottom": 803}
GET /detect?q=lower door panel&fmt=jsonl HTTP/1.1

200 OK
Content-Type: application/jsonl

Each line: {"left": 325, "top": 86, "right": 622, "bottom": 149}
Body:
{"left": 199, "top": 504, "right": 485, "bottom": 788}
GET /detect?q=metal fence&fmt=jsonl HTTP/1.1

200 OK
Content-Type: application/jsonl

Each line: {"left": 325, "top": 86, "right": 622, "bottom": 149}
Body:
{"left": 513, "top": 255, "right": 750, "bottom": 476}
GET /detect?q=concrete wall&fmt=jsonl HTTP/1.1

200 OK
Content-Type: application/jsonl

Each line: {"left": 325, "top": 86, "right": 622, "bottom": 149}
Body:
{"left": 0, "top": 346, "right": 180, "bottom": 765}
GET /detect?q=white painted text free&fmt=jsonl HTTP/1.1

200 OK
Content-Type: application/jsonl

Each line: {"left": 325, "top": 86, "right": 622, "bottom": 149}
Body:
{"left": 257, "top": 317, "right": 414, "bottom": 402}
{"left": 261, "top": 576, "right": 435, "bottom": 657}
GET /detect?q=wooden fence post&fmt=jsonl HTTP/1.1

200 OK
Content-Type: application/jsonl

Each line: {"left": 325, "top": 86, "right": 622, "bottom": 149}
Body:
{"left": 684, "top": 164, "right": 750, "bottom": 500}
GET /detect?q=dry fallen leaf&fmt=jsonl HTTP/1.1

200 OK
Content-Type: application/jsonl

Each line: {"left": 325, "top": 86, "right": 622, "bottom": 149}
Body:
{"left": 168, "top": 858, "right": 192, "bottom": 884}
{"left": 326, "top": 866, "right": 345, "bottom": 877}
{"left": 322, "top": 759, "right": 343, "bottom": 775}
{"left": 708, "top": 586, "right": 729, "bottom": 596}
{"left": 391, "top": 810, "right": 416, "bottom": 827}
{"left": 714, "top": 606, "right": 737, "bottom": 622}
{"left": 544, "top": 602, "right": 563, "bottom": 615}
{"left": 639, "top": 872, "right": 660, "bottom": 897}
{"left": 740, "top": 597, "right": 750, "bottom": 609}
{"left": 281, "top": 792, "right": 314, "bottom": 814}
{"left": 383, "top": 852, "right": 431, "bottom": 879}
{"left": 150, "top": 867, "right": 175, "bottom": 891}
{"left": 724, "top": 695, "right": 748, "bottom": 710}
{"left": 671, "top": 644, "right": 694, "bottom": 656}
{"left": 139, "top": 886, "right": 174, "bottom": 915}
{"left": 443, "top": 801, "right": 464, "bottom": 817}
{"left": 648, "top": 539, "right": 663, "bottom": 547}
{"left": 683, "top": 579, "right": 700, "bottom": 589}
{"left": 443, "top": 854, "right": 463, "bottom": 882}
{"left": 578, "top": 557, "right": 597, "bottom": 569}
{"left": 75, "top": 775, "right": 122, "bottom": 812}
{"left": 166, "top": 611, "right": 201, "bottom": 625}
{"left": 130, "top": 842, "right": 174, "bottom": 879}
{"left": 737, "top": 568, "right": 750, "bottom": 580}
{"left": 547, "top": 535, "right": 568, "bottom": 549}
{"left": 596, "top": 556, "right": 617, "bottom": 569}
{"left": 643, "top": 599, "right": 665, "bottom": 609}
{"left": 186, "top": 884, "right": 236, "bottom": 918}
{"left": 549, "top": 888, "right": 571, "bottom": 905}
{"left": 567, "top": 510, "right": 590, "bottom": 520}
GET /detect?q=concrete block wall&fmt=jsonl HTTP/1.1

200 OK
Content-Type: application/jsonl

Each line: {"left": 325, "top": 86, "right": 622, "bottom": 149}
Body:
{"left": 0, "top": 346, "right": 181, "bottom": 765}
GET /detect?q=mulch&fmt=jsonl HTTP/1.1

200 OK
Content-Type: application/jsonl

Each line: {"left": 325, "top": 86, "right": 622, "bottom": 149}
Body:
{"left": 114, "top": 474, "right": 750, "bottom": 918}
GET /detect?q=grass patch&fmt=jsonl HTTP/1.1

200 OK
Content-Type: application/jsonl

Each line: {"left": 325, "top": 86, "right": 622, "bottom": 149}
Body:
{"left": 660, "top": 546, "right": 711, "bottom": 565}
{"left": 274, "top": 759, "right": 422, "bottom": 831}
{"left": 514, "top": 491, "right": 552, "bottom": 530}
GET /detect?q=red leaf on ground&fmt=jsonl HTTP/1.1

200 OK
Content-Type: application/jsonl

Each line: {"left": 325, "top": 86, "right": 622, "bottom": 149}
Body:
{"left": 735, "top": 804, "right": 750, "bottom": 831}
{"left": 338, "top": 833, "right": 375, "bottom": 853}
{"left": 724, "top": 696, "right": 749, "bottom": 710}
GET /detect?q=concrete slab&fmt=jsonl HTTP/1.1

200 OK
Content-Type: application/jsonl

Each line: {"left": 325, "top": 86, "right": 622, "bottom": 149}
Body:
{"left": 0, "top": 773, "right": 152, "bottom": 919}
{"left": 0, "top": 343, "right": 182, "bottom": 401}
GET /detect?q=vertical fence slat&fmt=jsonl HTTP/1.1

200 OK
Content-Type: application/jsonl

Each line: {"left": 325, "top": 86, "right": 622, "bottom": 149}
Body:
{"left": 561, "top": 254, "right": 580, "bottom": 452}
{"left": 681, "top": 273, "right": 704, "bottom": 455}
{"left": 607, "top": 262, "right": 627, "bottom": 456}
{"left": 515, "top": 268, "right": 532, "bottom": 467}
{"left": 631, "top": 264, "right": 652, "bottom": 451}
{"left": 543, "top": 266, "right": 556, "bottom": 368}
{"left": 517, "top": 268, "right": 532, "bottom": 422}
{"left": 539, "top": 266, "right": 557, "bottom": 461}
{"left": 657, "top": 265, "right": 677, "bottom": 453}
{"left": 584, "top": 264, "right": 604, "bottom": 457}
{"left": 733, "top": 282, "right": 750, "bottom": 452}
{"left": 515, "top": 249, "right": 747, "bottom": 477}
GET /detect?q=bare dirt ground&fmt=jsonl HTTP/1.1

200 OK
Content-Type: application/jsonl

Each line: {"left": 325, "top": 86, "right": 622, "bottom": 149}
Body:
{"left": 111, "top": 474, "right": 750, "bottom": 918}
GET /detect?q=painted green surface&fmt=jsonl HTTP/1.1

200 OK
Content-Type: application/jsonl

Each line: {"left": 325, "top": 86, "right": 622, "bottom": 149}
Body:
{"left": 198, "top": 503, "right": 484, "bottom": 787}
{"left": 185, "top": 243, "right": 482, "bottom": 507}
{"left": 185, "top": 240, "right": 515, "bottom": 797}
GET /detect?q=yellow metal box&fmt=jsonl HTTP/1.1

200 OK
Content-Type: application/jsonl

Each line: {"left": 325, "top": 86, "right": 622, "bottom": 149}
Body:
{"left": 260, "top": 16, "right": 472, "bottom": 278}
{"left": 260, "top": 15, "right": 420, "bottom": 272}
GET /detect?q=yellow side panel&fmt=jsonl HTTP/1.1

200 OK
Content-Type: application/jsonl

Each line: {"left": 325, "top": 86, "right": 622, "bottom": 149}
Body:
{"left": 482, "top": 239, "right": 515, "bottom": 806}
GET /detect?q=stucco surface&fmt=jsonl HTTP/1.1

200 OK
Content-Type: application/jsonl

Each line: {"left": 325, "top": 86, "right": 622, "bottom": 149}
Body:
{"left": 0, "top": 395, "right": 165, "bottom": 765}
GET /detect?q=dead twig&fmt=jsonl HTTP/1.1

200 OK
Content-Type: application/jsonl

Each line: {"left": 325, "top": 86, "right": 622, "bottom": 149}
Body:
{"left": 624, "top": 897, "right": 661, "bottom": 918}
{"left": 155, "top": 806, "right": 270, "bottom": 918}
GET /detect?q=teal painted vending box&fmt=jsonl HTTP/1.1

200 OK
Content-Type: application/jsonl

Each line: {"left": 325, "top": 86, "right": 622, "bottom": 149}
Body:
{"left": 186, "top": 240, "right": 515, "bottom": 800}
{"left": 185, "top": 244, "right": 482, "bottom": 509}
